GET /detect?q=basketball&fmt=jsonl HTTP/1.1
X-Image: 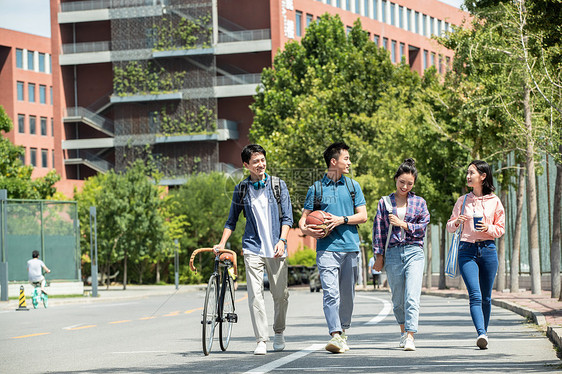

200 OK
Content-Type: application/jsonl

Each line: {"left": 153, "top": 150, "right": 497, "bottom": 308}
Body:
{"left": 306, "top": 210, "right": 332, "bottom": 238}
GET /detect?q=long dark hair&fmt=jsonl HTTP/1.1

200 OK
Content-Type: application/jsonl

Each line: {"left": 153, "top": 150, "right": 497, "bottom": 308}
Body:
{"left": 394, "top": 158, "right": 418, "bottom": 182}
{"left": 469, "top": 160, "right": 495, "bottom": 195}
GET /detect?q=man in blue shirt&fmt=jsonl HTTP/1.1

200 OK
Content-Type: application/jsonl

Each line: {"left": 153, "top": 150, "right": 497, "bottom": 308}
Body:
{"left": 299, "top": 142, "right": 367, "bottom": 353}
{"left": 214, "top": 144, "right": 293, "bottom": 355}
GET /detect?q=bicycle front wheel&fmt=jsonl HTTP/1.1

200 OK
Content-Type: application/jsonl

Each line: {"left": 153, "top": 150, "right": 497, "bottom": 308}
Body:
{"left": 219, "top": 276, "right": 235, "bottom": 351}
{"left": 202, "top": 274, "right": 218, "bottom": 356}
{"left": 42, "top": 292, "right": 48, "bottom": 308}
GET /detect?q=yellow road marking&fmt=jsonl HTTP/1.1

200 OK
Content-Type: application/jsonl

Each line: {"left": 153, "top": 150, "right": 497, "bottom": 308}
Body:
{"left": 185, "top": 307, "right": 203, "bottom": 314}
{"left": 109, "top": 320, "right": 131, "bottom": 324}
{"left": 11, "top": 332, "right": 51, "bottom": 339}
{"left": 139, "top": 316, "right": 156, "bottom": 320}
{"left": 68, "top": 325, "right": 96, "bottom": 330}
{"left": 184, "top": 293, "right": 248, "bottom": 314}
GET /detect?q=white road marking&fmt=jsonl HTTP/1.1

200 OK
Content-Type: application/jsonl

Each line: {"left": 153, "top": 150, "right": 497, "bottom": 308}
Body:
{"left": 63, "top": 323, "right": 86, "bottom": 330}
{"left": 357, "top": 295, "right": 392, "bottom": 325}
{"left": 111, "top": 351, "right": 167, "bottom": 354}
{"left": 244, "top": 344, "right": 324, "bottom": 374}
{"left": 273, "top": 361, "right": 551, "bottom": 371}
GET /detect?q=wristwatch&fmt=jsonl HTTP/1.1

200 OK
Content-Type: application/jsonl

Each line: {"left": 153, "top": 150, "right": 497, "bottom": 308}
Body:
{"left": 343, "top": 216, "right": 349, "bottom": 224}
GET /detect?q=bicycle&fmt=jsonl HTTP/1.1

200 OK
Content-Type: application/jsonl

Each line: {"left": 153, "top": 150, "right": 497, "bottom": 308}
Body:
{"left": 190, "top": 247, "right": 238, "bottom": 356}
{"left": 31, "top": 277, "right": 48, "bottom": 309}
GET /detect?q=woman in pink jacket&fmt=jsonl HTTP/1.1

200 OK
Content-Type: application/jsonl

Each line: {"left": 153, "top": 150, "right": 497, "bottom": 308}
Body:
{"left": 447, "top": 160, "right": 505, "bottom": 350}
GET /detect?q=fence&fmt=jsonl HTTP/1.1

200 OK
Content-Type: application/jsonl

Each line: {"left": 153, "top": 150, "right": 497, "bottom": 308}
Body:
{"left": 0, "top": 199, "right": 81, "bottom": 282}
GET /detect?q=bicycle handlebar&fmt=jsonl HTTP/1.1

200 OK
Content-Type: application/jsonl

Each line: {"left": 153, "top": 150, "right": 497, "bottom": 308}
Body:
{"left": 189, "top": 248, "right": 238, "bottom": 277}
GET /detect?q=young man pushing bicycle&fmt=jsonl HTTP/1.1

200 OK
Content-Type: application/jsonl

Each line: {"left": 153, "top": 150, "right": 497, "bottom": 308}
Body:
{"left": 214, "top": 144, "right": 293, "bottom": 355}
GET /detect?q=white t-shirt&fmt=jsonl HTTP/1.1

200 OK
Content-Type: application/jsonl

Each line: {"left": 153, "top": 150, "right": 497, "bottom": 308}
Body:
{"left": 397, "top": 206, "right": 407, "bottom": 239}
{"left": 248, "top": 187, "right": 276, "bottom": 258}
{"left": 27, "top": 258, "right": 45, "bottom": 282}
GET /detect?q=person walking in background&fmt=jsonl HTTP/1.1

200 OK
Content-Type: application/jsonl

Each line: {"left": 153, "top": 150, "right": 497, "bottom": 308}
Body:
{"left": 447, "top": 160, "right": 505, "bottom": 350}
{"left": 367, "top": 256, "right": 382, "bottom": 289}
{"left": 214, "top": 144, "right": 293, "bottom": 355}
{"left": 299, "top": 142, "right": 367, "bottom": 354}
{"left": 372, "top": 159, "right": 430, "bottom": 351}
{"left": 27, "top": 250, "right": 51, "bottom": 294}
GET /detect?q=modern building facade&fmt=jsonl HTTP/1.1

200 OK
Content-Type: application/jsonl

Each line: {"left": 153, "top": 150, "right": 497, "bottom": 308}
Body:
{"left": 50, "top": 0, "right": 467, "bottom": 187}
{"left": 0, "top": 28, "right": 57, "bottom": 180}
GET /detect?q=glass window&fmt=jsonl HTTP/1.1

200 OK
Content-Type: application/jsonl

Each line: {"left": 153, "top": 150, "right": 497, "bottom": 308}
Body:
{"left": 306, "top": 14, "right": 313, "bottom": 27}
{"left": 423, "top": 50, "right": 428, "bottom": 70}
{"left": 39, "top": 85, "right": 46, "bottom": 104}
{"left": 381, "top": 0, "right": 387, "bottom": 23}
{"left": 296, "top": 11, "right": 302, "bottom": 37}
{"left": 374, "top": 34, "right": 379, "bottom": 45}
{"left": 383, "top": 37, "right": 388, "bottom": 50}
{"left": 51, "top": 118, "right": 54, "bottom": 136}
{"left": 346, "top": 26, "right": 352, "bottom": 35}
{"left": 439, "top": 55, "right": 443, "bottom": 73}
{"left": 355, "top": 0, "right": 360, "bottom": 14}
{"left": 364, "top": 0, "right": 369, "bottom": 16}
{"left": 52, "top": 150, "right": 55, "bottom": 169}
{"left": 431, "top": 52, "right": 436, "bottom": 66}
{"left": 17, "top": 81, "right": 24, "bottom": 101}
{"left": 391, "top": 40, "right": 396, "bottom": 63}
{"left": 390, "top": 3, "right": 395, "bottom": 25}
{"left": 39, "top": 53, "right": 45, "bottom": 72}
{"left": 337, "top": 0, "right": 341, "bottom": 8}
{"left": 28, "top": 83, "right": 35, "bottom": 103}
{"left": 16, "top": 49, "right": 23, "bottom": 68}
{"left": 30, "top": 148, "right": 37, "bottom": 167}
{"left": 19, "top": 149, "right": 25, "bottom": 165}
{"left": 446, "top": 56, "right": 451, "bottom": 71}
{"left": 30, "top": 116, "right": 36, "bottom": 134}
{"left": 407, "top": 9, "right": 412, "bottom": 31}
{"left": 18, "top": 114, "right": 25, "bottom": 133}
{"left": 445, "top": 22, "right": 450, "bottom": 34}
{"left": 400, "top": 42, "right": 405, "bottom": 61}
{"left": 50, "top": 86, "right": 53, "bottom": 105}
{"left": 27, "top": 50, "right": 34, "bottom": 70}
{"left": 437, "top": 19, "right": 442, "bottom": 36}
{"left": 415, "top": 12, "right": 420, "bottom": 34}
{"left": 48, "top": 54, "right": 52, "bottom": 73}
{"left": 41, "top": 117, "right": 47, "bottom": 136}
{"left": 423, "top": 14, "right": 427, "bottom": 36}
{"left": 399, "top": 6, "right": 404, "bottom": 28}
{"left": 41, "top": 149, "right": 48, "bottom": 168}
{"left": 430, "top": 17, "right": 435, "bottom": 36}
{"left": 346, "top": 0, "right": 351, "bottom": 11}
{"left": 373, "top": 0, "right": 378, "bottom": 20}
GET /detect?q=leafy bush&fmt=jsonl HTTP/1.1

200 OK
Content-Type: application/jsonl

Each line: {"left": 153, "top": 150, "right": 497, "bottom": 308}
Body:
{"left": 288, "top": 246, "right": 316, "bottom": 266}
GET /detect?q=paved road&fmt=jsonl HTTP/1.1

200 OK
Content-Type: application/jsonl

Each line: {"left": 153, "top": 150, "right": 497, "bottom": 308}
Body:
{"left": 0, "top": 288, "right": 559, "bottom": 373}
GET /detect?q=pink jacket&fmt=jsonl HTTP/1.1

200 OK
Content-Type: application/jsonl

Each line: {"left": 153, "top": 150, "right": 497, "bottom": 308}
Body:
{"left": 446, "top": 192, "right": 505, "bottom": 242}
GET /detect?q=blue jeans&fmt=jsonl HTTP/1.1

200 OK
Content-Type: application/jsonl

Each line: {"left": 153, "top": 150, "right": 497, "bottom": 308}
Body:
{"left": 384, "top": 244, "right": 425, "bottom": 333}
{"left": 316, "top": 251, "right": 358, "bottom": 335}
{"left": 458, "top": 240, "right": 498, "bottom": 336}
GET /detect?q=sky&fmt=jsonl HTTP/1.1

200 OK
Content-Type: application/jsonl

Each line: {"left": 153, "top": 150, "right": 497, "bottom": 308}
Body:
{"left": 0, "top": 0, "right": 464, "bottom": 38}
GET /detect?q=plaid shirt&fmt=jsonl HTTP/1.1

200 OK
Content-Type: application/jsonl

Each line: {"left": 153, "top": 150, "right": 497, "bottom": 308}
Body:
{"left": 372, "top": 192, "right": 430, "bottom": 255}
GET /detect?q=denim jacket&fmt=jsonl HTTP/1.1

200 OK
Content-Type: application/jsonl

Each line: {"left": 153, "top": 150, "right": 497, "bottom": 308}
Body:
{"left": 225, "top": 176, "right": 293, "bottom": 255}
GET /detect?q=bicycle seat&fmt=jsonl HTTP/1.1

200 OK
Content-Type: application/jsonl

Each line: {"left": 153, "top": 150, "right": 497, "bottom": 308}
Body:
{"left": 220, "top": 253, "right": 235, "bottom": 263}
{"left": 31, "top": 281, "right": 41, "bottom": 287}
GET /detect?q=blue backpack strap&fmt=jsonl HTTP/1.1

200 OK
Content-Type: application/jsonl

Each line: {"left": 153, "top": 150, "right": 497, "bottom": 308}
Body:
{"left": 343, "top": 176, "right": 356, "bottom": 208}
{"left": 313, "top": 180, "right": 322, "bottom": 211}
{"left": 238, "top": 181, "right": 248, "bottom": 218}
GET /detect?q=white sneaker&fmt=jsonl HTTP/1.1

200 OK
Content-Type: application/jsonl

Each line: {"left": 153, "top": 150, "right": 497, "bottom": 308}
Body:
{"left": 341, "top": 332, "right": 350, "bottom": 351}
{"left": 273, "top": 333, "right": 285, "bottom": 351}
{"left": 404, "top": 337, "right": 416, "bottom": 351}
{"left": 254, "top": 341, "right": 267, "bottom": 355}
{"left": 476, "top": 334, "right": 488, "bottom": 349}
{"left": 325, "top": 334, "right": 346, "bottom": 353}
{"left": 399, "top": 334, "right": 407, "bottom": 348}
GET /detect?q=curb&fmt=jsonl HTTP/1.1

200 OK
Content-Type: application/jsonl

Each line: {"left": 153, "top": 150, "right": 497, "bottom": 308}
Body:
{"left": 423, "top": 290, "right": 561, "bottom": 353}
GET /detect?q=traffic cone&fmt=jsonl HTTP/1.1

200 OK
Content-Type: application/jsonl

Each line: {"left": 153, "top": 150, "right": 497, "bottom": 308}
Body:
{"left": 16, "top": 285, "right": 29, "bottom": 311}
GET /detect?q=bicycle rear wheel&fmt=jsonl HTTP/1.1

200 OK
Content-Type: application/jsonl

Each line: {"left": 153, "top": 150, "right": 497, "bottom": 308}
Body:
{"left": 202, "top": 274, "right": 218, "bottom": 356}
{"left": 31, "top": 289, "right": 39, "bottom": 309}
{"left": 42, "top": 292, "right": 48, "bottom": 308}
{"left": 219, "top": 276, "right": 235, "bottom": 351}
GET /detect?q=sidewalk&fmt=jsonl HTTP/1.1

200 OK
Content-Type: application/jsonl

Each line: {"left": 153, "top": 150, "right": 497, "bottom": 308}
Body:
{"left": 422, "top": 286, "right": 562, "bottom": 352}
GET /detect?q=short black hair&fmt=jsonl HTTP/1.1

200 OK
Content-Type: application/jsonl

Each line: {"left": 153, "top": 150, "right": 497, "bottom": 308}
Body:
{"left": 394, "top": 158, "right": 418, "bottom": 182}
{"left": 469, "top": 160, "right": 495, "bottom": 195}
{"left": 241, "top": 144, "right": 266, "bottom": 164}
{"left": 323, "top": 142, "right": 349, "bottom": 168}
{"left": 32, "top": 250, "right": 40, "bottom": 258}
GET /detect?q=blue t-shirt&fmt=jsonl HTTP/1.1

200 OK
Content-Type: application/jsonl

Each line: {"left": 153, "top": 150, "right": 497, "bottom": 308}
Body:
{"left": 304, "top": 174, "right": 366, "bottom": 252}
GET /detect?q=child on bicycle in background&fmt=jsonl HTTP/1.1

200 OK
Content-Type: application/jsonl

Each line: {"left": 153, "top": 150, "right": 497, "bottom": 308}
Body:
{"left": 27, "top": 250, "right": 51, "bottom": 294}
{"left": 214, "top": 144, "right": 293, "bottom": 355}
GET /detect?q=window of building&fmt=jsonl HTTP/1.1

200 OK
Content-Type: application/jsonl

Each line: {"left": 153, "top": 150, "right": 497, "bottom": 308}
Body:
{"left": 51, "top": 118, "right": 54, "bottom": 136}
{"left": 28, "top": 83, "right": 35, "bottom": 103}
{"left": 17, "top": 81, "right": 24, "bottom": 101}
{"left": 48, "top": 54, "right": 52, "bottom": 73}
{"left": 381, "top": 0, "right": 387, "bottom": 23}
{"left": 52, "top": 150, "right": 55, "bottom": 169}
{"left": 355, "top": 0, "right": 360, "bottom": 14}
{"left": 364, "top": 0, "right": 369, "bottom": 16}
{"left": 30, "top": 148, "right": 37, "bottom": 167}
{"left": 50, "top": 86, "right": 53, "bottom": 105}
{"left": 27, "top": 50, "right": 34, "bottom": 70}
{"left": 423, "top": 50, "right": 428, "bottom": 70}
{"left": 30, "top": 116, "right": 36, "bottom": 134}
{"left": 336, "top": 0, "right": 341, "bottom": 8}
{"left": 306, "top": 13, "right": 313, "bottom": 27}
{"left": 437, "top": 19, "right": 442, "bottom": 36}
{"left": 373, "top": 0, "right": 378, "bottom": 20}
{"left": 390, "top": 3, "right": 395, "bottom": 25}
{"left": 398, "top": 6, "right": 404, "bottom": 28}
{"left": 407, "top": 8, "right": 412, "bottom": 31}
{"left": 41, "top": 117, "right": 47, "bottom": 136}
{"left": 445, "top": 22, "right": 450, "bottom": 34}
{"left": 430, "top": 17, "right": 435, "bottom": 36}
{"left": 383, "top": 37, "right": 388, "bottom": 50}
{"left": 346, "top": 0, "right": 351, "bottom": 11}
{"left": 39, "top": 53, "right": 46, "bottom": 72}
{"left": 19, "top": 149, "right": 25, "bottom": 165}
{"left": 296, "top": 11, "right": 302, "bottom": 37}
{"left": 41, "top": 149, "right": 48, "bottom": 168}
{"left": 431, "top": 52, "right": 436, "bottom": 66}
{"left": 415, "top": 11, "right": 420, "bottom": 34}
{"left": 346, "top": 26, "right": 352, "bottom": 35}
{"left": 446, "top": 56, "right": 451, "bottom": 71}
{"left": 39, "top": 85, "right": 46, "bottom": 104}
{"left": 16, "top": 49, "right": 23, "bottom": 68}
{"left": 18, "top": 114, "right": 25, "bottom": 133}
{"left": 423, "top": 14, "right": 427, "bottom": 36}
{"left": 400, "top": 42, "right": 405, "bottom": 62}
{"left": 374, "top": 34, "right": 380, "bottom": 45}
{"left": 391, "top": 40, "right": 396, "bottom": 63}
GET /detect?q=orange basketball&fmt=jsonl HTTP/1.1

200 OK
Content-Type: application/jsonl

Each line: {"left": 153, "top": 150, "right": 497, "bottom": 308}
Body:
{"left": 306, "top": 211, "right": 332, "bottom": 238}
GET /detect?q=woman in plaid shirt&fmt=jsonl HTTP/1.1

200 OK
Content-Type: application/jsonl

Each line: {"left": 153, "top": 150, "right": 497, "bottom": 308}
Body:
{"left": 372, "top": 159, "right": 430, "bottom": 351}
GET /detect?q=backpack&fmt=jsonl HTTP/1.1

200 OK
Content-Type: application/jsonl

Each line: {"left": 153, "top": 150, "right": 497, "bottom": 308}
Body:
{"left": 238, "top": 176, "right": 282, "bottom": 220}
{"left": 313, "top": 176, "right": 356, "bottom": 211}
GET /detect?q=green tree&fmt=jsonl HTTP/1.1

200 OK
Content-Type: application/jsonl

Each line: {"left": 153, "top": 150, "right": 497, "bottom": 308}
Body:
{"left": 0, "top": 106, "right": 60, "bottom": 199}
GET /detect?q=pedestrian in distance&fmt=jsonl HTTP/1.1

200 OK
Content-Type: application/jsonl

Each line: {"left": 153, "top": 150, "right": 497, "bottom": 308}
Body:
{"left": 299, "top": 142, "right": 368, "bottom": 354}
{"left": 367, "top": 256, "right": 382, "bottom": 289}
{"left": 446, "top": 160, "right": 505, "bottom": 350}
{"left": 28, "top": 250, "right": 51, "bottom": 294}
{"left": 214, "top": 144, "right": 293, "bottom": 355}
{"left": 372, "top": 158, "right": 430, "bottom": 351}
